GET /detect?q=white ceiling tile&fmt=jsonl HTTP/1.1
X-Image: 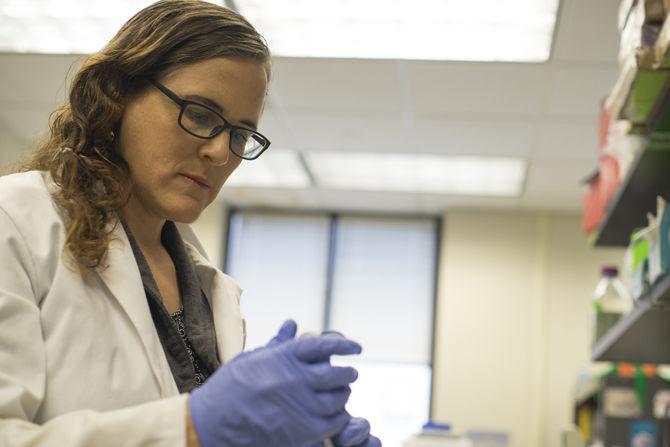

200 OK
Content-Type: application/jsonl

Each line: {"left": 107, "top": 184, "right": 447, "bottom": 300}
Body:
{"left": 522, "top": 159, "right": 593, "bottom": 210}
{"left": 0, "top": 105, "right": 52, "bottom": 143}
{"left": 412, "top": 114, "right": 536, "bottom": 157}
{"left": 0, "top": 67, "right": 23, "bottom": 103}
{"left": 258, "top": 102, "right": 298, "bottom": 150}
{"left": 269, "top": 57, "right": 403, "bottom": 111}
{"left": 552, "top": 0, "right": 619, "bottom": 64}
{"left": 544, "top": 65, "right": 618, "bottom": 117}
{"left": 0, "top": 54, "right": 80, "bottom": 103}
{"left": 280, "top": 109, "right": 405, "bottom": 152}
{"left": 405, "top": 61, "right": 550, "bottom": 115}
{"left": 281, "top": 108, "right": 538, "bottom": 157}
{"left": 534, "top": 120, "right": 599, "bottom": 160}
{"left": 0, "top": 132, "right": 31, "bottom": 169}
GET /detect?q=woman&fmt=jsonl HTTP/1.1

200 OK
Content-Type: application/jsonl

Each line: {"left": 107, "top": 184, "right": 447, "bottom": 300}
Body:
{"left": 0, "top": 1, "right": 381, "bottom": 446}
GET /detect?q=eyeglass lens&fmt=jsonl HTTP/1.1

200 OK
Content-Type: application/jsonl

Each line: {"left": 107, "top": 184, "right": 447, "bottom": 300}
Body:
{"left": 181, "top": 103, "right": 266, "bottom": 158}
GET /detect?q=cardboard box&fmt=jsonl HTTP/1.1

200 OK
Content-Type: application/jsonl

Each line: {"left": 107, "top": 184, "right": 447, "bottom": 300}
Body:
{"left": 619, "top": 13, "right": 662, "bottom": 67}
{"left": 645, "top": 0, "right": 668, "bottom": 21}
{"left": 635, "top": 45, "right": 657, "bottom": 69}
{"left": 621, "top": 0, "right": 667, "bottom": 30}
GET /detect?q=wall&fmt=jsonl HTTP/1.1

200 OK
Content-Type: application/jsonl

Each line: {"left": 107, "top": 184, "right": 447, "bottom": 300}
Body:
{"left": 190, "top": 206, "right": 625, "bottom": 447}
{"left": 432, "top": 211, "right": 624, "bottom": 447}
{"left": 190, "top": 199, "right": 227, "bottom": 268}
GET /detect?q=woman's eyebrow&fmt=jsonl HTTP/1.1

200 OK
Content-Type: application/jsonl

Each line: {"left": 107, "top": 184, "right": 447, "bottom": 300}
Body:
{"left": 186, "top": 94, "right": 258, "bottom": 130}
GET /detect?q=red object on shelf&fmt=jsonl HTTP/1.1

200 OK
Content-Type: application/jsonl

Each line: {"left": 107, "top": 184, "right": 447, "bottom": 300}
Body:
{"left": 598, "top": 99, "right": 612, "bottom": 156}
{"left": 583, "top": 100, "right": 622, "bottom": 235}
{"left": 583, "top": 155, "right": 621, "bottom": 234}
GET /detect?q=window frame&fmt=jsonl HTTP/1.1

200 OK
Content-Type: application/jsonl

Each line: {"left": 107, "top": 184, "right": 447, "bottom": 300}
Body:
{"left": 222, "top": 206, "right": 443, "bottom": 420}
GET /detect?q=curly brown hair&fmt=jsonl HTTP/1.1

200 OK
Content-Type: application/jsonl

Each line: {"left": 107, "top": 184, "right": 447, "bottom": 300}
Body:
{"left": 18, "top": 0, "right": 271, "bottom": 273}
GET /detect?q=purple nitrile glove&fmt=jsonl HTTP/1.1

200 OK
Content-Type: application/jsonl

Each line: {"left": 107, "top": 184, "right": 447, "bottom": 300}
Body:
{"left": 266, "top": 319, "right": 298, "bottom": 347}
{"left": 333, "top": 417, "right": 382, "bottom": 447}
{"left": 189, "top": 320, "right": 361, "bottom": 447}
{"left": 306, "top": 330, "right": 382, "bottom": 447}
{"left": 304, "top": 417, "right": 383, "bottom": 447}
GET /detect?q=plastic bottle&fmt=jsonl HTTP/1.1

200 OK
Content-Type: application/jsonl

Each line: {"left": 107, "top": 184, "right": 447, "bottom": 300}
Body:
{"left": 590, "top": 266, "right": 633, "bottom": 347}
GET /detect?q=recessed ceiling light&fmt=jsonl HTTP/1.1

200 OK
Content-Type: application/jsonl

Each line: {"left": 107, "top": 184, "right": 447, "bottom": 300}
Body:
{"left": 236, "top": 0, "right": 560, "bottom": 62}
{"left": 304, "top": 151, "right": 527, "bottom": 196}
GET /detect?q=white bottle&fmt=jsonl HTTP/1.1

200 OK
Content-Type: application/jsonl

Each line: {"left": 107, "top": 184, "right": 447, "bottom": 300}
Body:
{"left": 590, "top": 266, "right": 633, "bottom": 347}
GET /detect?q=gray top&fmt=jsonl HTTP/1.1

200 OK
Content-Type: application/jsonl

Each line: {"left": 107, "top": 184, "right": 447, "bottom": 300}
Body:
{"left": 124, "top": 220, "right": 220, "bottom": 393}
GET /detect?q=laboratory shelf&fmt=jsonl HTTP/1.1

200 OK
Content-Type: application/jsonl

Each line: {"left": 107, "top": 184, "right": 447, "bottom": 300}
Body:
{"left": 590, "top": 139, "right": 670, "bottom": 247}
{"left": 590, "top": 43, "right": 670, "bottom": 247}
{"left": 592, "top": 273, "right": 670, "bottom": 364}
{"left": 574, "top": 375, "right": 604, "bottom": 407}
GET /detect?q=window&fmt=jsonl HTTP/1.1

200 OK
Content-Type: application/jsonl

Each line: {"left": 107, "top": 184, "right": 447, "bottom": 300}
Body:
{"left": 225, "top": 210, "right": 440, "bottom": 447}
{"left": 226, "top": 212, "right": 331, "bottom": 348}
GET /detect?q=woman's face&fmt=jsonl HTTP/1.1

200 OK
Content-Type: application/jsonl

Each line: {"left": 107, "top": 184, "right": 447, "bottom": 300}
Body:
{"left": 118, "top": 57, "right": 268, "bottom": 223}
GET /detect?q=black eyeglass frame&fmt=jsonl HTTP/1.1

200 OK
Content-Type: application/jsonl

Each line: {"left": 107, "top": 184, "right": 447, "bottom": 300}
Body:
{"left": 148, "top": 79, "right": 271, "bottom": 160}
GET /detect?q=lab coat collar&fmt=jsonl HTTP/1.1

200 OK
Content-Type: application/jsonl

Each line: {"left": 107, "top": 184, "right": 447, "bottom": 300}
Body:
{"left": 180, "top": 239, "right": 245, "bottom": 362}
{"left": 95, "top": 219, "right": 244, "bottom": 396}
{"left": 95, "top": 220, "right": 178, "bottom": 397}
{"left": 174, "top": 223, "right": 245, "bottom": 361}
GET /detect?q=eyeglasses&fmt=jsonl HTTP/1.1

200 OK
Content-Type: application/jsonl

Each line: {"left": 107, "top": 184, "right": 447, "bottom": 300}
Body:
{"left": 149, "top": 79, "right": 271, "bottom": 160}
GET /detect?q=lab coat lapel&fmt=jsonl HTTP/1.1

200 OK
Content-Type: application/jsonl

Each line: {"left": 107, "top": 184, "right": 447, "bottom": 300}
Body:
{"left": 191, "top": 253, "right": 245, "bottom": 362}
{"left": 96, "top": 221, "right": 176, "bottom": 396}
{"left": 177, "top": 226, "right": 245, "bottom": 363}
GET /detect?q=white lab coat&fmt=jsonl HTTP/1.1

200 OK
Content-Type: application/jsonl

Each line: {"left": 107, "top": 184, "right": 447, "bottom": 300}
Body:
{"left": 0, "top": 171, "right": 245, "bottom": 447}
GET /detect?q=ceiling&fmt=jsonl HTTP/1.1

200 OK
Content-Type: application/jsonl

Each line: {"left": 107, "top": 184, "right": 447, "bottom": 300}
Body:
{"left": 0, "top": 0, "right": 619, "bottom": 214}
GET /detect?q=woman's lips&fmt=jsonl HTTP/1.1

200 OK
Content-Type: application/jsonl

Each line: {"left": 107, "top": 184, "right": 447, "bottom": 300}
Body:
{"left": 180, "top": 173, "right": 211, "bottom": 189}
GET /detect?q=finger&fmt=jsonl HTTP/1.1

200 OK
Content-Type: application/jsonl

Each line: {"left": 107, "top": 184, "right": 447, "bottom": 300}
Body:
{"left": 306, "top": 363, "right": 358, "bottom": 390}
{"left": 363, "top": 435, "right": 382, "bottom": 447}
{"left": 333, "top": 417, "right": 371, "bottom": 446}
{"left": 266, "top": 319, "right": 297, "bottom": 347}
{"left": 316, "top": 411, "right": 352, "bottom": 440}
{"left": 295, "top": 336, "right": 362, "bottom": 363}
{"left": 321, "top": 330, "right": 345, "bottom": 338}
{"left": 310, "top": 387, "right": 351, "bottom": 416}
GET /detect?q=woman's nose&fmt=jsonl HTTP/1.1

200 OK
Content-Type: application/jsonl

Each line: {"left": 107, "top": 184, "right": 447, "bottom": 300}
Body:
{"left": 200, "top": 130, "right": 232, "bottom": 166}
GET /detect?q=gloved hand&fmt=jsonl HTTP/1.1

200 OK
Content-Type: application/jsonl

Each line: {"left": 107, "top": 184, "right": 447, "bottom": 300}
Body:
{"left": 304, "top": 417, "right": 382, "bottom": 447}
{"left": 268, "top": 323, "right": 382, "bottom": 445}
{"left": 302, "top": 331, "right": 382, "bottom": 447}
{"left": 189, "top": 321, "right": 361, "bottom": 447}
{"left": 332, "top": 417, "right": 382, "bottom": 447}
{"left": 266, "top": 319, "right": 298, "bottom": 347}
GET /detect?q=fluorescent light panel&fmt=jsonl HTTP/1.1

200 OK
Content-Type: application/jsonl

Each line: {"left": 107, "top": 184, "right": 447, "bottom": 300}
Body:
{"left": 304, "top": 151, "right": 526, "bottom": 196}
{"left": 1, "top": 1, "right": 558, "bottom": 61}
{"left": 236, "top": 0, "right": 559, "bottom": 62}
{"left": 0, "top": 0, "right": 157, "bottom": 53}
{"left": 225, "top": 149, "right": 311, "bottom": 189}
